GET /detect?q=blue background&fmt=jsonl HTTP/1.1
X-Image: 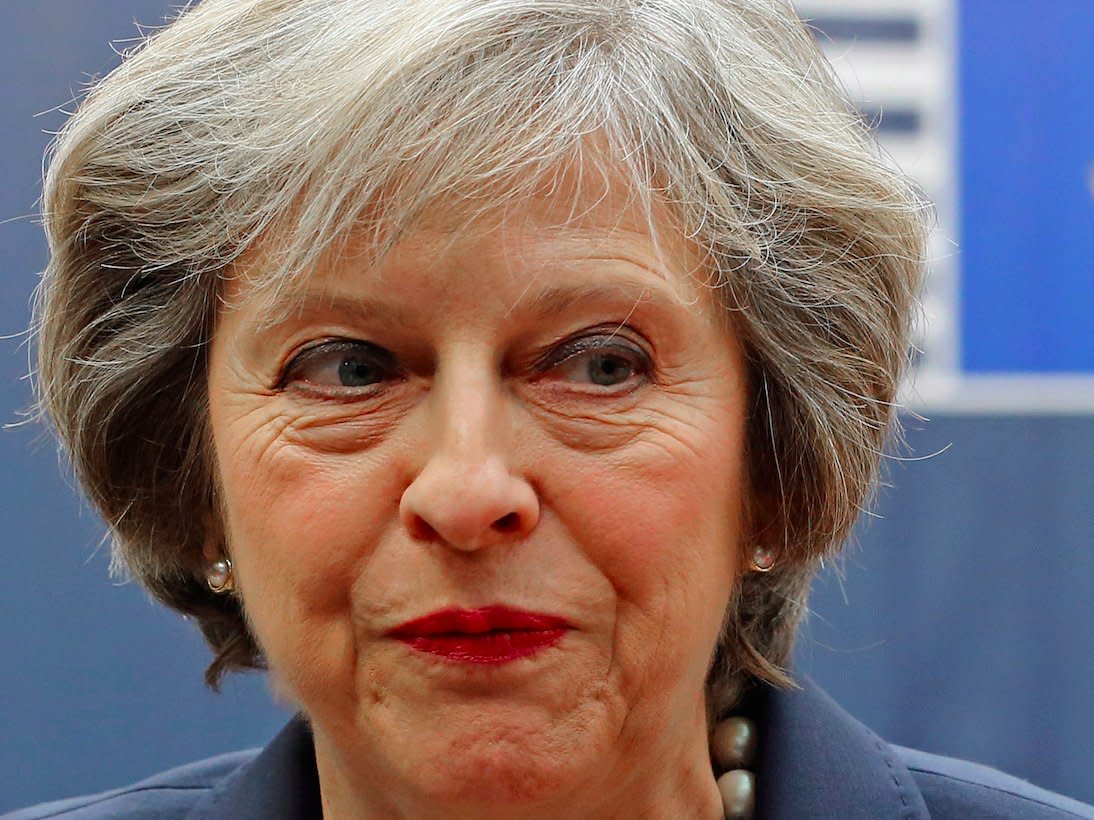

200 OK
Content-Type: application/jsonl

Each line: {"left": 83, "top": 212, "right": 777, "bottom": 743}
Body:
{"left": 960, "top": 1, "right": 1094, "bottom": 372}
{"left": 2, "top": 1, "right": 1093, "bottom": 812}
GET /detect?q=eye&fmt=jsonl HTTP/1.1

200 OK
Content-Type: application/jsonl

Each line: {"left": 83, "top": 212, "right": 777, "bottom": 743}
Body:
{"left": 545, "top": 333, "right": 652, "bottom": 391}
{"left": 280, "top": 340, "right": 400, "bottom": 392}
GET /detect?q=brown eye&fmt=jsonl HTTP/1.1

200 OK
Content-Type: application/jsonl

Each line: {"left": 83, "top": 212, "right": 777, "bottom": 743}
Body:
{"left": 281, "top": 340, "right": 399, "bottom": 391}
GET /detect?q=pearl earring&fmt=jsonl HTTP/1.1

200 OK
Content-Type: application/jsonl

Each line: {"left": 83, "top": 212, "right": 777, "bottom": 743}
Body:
{"left": 750, "top": 546, "right": 775, "bottom": 573}
{"left": 206, "top": 558, "right": 235, "bottom": 593}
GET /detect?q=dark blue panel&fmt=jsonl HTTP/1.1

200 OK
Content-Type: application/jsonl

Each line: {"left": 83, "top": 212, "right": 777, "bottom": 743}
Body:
{"left": 959, "top": 1, "right": 1094, "bottom": 373}
{"left": 859, "top": 105, "right": 922, "bottom": 136}
{"left": 806, "top": 15, "right": 921, "bottom": 45}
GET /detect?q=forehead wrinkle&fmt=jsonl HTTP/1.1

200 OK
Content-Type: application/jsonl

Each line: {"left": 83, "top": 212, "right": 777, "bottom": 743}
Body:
{"left": 502, "top": 241, "right": 702, "bottom": 324}
{"left": 517, "top": 281, "right": 656, "bottom": 319}
{"left": 250, "top": 289, "right": 420, "bottom": 336}
{"left": 498, "top": 216, "right": 693, "bottom": 313}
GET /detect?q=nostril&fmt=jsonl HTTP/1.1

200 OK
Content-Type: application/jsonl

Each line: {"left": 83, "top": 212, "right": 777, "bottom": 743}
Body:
{"left": 407, "top": 514, "right": 439, "bottom": 542}
{"left": 493, "top": 512, "right": 521, "bottom": 532}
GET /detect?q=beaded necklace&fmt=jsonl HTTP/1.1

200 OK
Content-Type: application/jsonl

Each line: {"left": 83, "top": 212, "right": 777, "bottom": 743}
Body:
{"left": 710, "top": 715, "right": 758, "bottom": 818}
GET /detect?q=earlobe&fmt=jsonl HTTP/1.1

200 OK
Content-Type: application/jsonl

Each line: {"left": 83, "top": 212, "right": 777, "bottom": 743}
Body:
{"left": 200, "top": 514, "right": 235, "bottom": 593}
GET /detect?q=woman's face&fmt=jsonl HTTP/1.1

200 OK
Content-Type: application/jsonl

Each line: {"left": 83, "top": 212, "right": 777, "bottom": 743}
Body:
{"left": 207, "top": 170, "right": 751, "bottom": 816}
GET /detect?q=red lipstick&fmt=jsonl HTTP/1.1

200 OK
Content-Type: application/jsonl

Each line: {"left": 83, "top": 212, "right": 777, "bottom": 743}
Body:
{"left": 388, "top": 606, "right": 569, "bottom": 664}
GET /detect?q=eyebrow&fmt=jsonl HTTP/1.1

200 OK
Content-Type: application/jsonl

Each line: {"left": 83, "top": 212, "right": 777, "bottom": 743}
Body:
{"left": 256, "top": 274, "right": 677, "bottom": 324}
{"left": 252, "top": 291, "right": 419, "bottom": 333}
{"left": 505, "top": 278, "right": 683, "bottom": 320}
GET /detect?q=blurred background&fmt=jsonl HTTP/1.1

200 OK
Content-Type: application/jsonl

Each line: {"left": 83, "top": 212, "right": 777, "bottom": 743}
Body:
{"left": 1, "top": 0, "right": 1091, "bottom": 812}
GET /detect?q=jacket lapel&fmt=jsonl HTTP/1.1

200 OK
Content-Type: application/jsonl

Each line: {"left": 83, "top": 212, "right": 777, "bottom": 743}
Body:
{"left": 186, "top": 715, "right": 321, "bottom": 820}
{"left": 747, "top": 677, "right": 930, "bottom": 819}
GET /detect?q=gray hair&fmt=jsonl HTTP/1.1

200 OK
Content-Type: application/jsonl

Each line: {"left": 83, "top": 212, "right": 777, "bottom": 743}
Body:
{"left": 36, "top": 0, "right": 927, "bottom": 714}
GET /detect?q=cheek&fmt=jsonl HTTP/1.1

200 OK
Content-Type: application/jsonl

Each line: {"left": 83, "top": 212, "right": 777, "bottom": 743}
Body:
{"left": 578, "top": 422, "right": 745, "bottom": 571}
{"left": 214, "top": 430, "right": 401, "bottom": 696}
{"left": 555, "top": 426, "right": 745, "bottom": 678}
{"left": 213, "top": 397, "right": 398, "bottom": 576}
{"left": 223, "top": 446, "right": 362, "bottom": 577}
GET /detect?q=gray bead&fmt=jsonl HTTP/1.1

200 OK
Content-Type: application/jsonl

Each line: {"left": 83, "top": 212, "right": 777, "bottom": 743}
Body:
{"left": 710, "top": 716, "right": 757, "bottom": 770}
{"left": 716, "top": 769, "right": 755, "bottom": 819}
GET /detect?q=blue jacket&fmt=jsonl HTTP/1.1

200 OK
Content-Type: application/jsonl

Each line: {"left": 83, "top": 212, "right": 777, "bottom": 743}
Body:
{"left": 7, "top": 678, "right": 1092, "bottom": 819}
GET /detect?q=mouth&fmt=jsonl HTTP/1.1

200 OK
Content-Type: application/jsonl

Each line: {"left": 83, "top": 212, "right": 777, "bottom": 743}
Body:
{"left": 387, "top": 606, "right": 570, "bottom": 665}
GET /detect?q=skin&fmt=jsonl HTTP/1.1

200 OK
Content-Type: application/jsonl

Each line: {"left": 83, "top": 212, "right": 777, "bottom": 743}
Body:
{"left": 206, "top": 168, "right": 753, "bottom": 819}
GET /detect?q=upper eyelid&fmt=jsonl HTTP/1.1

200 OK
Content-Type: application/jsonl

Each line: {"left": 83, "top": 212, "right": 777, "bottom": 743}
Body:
{"left": 540, "top": 330, "right": 652, "bottom": 366}
{"left": 297, "top": 338, "right": 388, "bottom": 357}
{"left": 277, "top": 339, "right": 395, "bottom": 386}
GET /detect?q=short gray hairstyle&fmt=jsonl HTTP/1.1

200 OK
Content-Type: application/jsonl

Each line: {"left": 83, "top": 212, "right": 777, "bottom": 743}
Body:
{"left": 36, "top": 0, "right": 927, "bottom": 714}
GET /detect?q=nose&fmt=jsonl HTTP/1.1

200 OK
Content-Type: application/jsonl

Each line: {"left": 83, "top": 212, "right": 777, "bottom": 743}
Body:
{"left": 399, "top": 372, "right": 539, "bottom": 552}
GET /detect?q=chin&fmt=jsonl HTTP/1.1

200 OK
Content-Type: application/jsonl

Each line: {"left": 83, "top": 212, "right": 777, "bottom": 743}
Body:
{"left": 400, "top": 718, "right": 598, "bottom": 807}
{"left": 431, "top": 752, "right": 566, "bottom": 805}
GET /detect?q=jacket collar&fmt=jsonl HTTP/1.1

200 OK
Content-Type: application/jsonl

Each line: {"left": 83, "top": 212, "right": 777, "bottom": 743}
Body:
{"left": 189, "top": 677, "right": 928, "bottom": 819}
{"left": 743, "top": 677, "right": 929, "bottom": 819}
{"left": 186, "top": 715, "right": 321, "bottom": 820}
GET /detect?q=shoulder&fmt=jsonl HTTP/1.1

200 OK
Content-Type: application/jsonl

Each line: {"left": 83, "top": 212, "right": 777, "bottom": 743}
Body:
{"left": 2, "top": 749, "right": 259, "bottom": 820}
{"left": 893, "top": 745, "right": 1094, "bottom": 819}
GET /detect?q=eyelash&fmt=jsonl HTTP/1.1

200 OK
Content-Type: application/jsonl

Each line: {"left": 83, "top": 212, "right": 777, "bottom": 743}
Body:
{"left": 535, "top": 333, "right": 652, "bottom": 389}
{"left": 277, "top": 329, "right": 654, "bottom": 396}
{"left": 277, "top": 340, "right": 401, "bottom": 395}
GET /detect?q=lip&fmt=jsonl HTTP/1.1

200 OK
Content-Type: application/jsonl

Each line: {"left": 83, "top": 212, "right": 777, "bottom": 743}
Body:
{"left": 387, "top": 606, "right": 570, "bottom": 665}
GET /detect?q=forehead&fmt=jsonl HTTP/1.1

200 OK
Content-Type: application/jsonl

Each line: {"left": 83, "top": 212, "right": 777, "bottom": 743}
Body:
{"left": 226, "top": 156, "right": 716, "bottom": 322}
